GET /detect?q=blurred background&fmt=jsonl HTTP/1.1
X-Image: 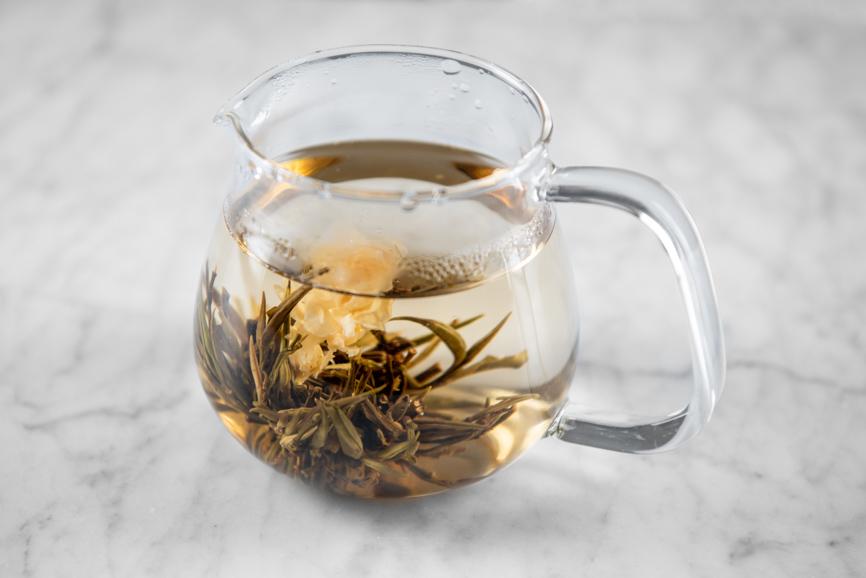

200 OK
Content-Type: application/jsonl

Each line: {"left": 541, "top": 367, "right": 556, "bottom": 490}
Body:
{"left": 1, "top": 0, "right": 864, "bottom": 576}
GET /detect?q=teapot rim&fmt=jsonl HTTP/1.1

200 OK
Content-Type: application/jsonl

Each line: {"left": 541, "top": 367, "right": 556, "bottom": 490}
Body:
{"left": 214, "top": 44, "right": 553, "bottom": 203}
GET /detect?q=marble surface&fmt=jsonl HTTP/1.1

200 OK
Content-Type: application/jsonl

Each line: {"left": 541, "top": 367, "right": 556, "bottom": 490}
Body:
{"left": 2, "top": 0, "right": 865, "bottom": 576}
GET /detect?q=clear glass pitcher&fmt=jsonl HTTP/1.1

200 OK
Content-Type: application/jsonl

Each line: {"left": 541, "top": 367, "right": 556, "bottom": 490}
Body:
{"left": 194, "top": 45, "right": 725, "bottom": 498}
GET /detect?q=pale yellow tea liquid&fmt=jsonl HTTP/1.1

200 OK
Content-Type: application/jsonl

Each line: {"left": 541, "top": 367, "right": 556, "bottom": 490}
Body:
{"left": 195, "top": 141, "right": 577, "bottom": 498}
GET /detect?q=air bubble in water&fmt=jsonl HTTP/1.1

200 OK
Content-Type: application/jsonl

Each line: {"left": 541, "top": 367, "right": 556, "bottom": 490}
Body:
{"left": 440, "top": 59, "right": 461, "bottom": 75}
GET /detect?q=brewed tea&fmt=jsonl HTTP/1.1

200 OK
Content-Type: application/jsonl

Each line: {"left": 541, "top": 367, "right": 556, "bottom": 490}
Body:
{"left": 195, "top": 141, "right": 578, "bottom": 498}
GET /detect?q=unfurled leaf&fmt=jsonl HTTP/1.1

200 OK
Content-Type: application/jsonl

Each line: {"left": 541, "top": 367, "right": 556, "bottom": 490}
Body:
{"left": 263, "top": 286, "right": 312, "bottom": 343}
{"left": 330, "top": 386, "right": 384, "bottom": 408}
{"left": 467, "top": 393, "right": 538, "bottom": 422}
{"left": 255, "top": 292, "right": 267, "bottom": 354}
{"left": 463, "top": 313, "right": 511, "bottom": 366}
{"left": 413, "top": 363, "right": 442, "bottom": 384}
{"left": 311, "top": 404, "right": 331, "bottom": 449}
{"left": 377, "top": 438, "right": 413, "bottom": 460}
{"left": 413, "top": 416, "right": 487, "bottom": 431}
{"left": 452, "top": 351, "right": 529, "bottom": 381}
{"left": 406, "top": 338, "right": 439, "bottom": 369}
{"left": 361, "top": 458, "right": 391, "bottom": 475}
{"left": 327, "top": 405, "right": 364, "bottom": 459}
{"left": 248, "top": 335, "right": 265, "bottom": 405}
{"left": 411, "top": 314, "right": 483, "bottom": 346}
{"left": 392, "top": 316, "right": 467, "bottom": 367}
{"left": 218, "top": 289, "right": 247, "bottom": 346}
{"left": 360, "top": 398, "right": 404, "bottom": 437}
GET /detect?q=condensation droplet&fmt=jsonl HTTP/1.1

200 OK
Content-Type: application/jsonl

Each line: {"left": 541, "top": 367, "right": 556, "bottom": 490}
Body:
{"left": 478, "top": 68, "right": 486, "bottom": 75}
{"left": 431, "top": 187, "right": 446, "bottom": 205}
{"left": 448, "top": 93, "right": 456, "bottom": 100}
{"left": 459, "top": 82, "right": 470, "bottom": 92}
{"left": 400, "top": 191, "right": 419, "bottom": 211}
{"left": 440, "top": 59, "right": 461, "bottom": 75}
{"left": 330, "top": 78, "right": 338, "bottom": 85}
{"left": 474, "top": 99, "right": 483, "bottom": 109}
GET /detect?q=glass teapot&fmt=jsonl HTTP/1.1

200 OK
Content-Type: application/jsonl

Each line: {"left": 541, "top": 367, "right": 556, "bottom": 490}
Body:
{"left": 194, "top": 45, "right": 725, "bottom": 498}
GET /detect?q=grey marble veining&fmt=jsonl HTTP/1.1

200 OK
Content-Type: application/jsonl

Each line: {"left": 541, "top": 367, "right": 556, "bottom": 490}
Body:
{"left": 1, "top": 0, "right": 865, "bottom": 576}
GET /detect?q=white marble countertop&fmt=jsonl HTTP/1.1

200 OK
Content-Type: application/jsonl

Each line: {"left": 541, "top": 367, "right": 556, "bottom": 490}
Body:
{"left": 2, "top": 0, "right": 865, "bottom": 576}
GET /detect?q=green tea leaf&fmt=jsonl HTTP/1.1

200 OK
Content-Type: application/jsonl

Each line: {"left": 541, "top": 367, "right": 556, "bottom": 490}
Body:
{"left": 361, "top": 458, "right": 391, "bottom": 476}
{"left": 327, "top": 405, "right": 364, "bottom": 459}
{"left": 255, "top": 292, "right": 267, "bottom": 354}
{"left": 411, "top": 314, "right": 483, "bottom": 346}
{"left": 248, "top": 335, "right": 265, "bottom": 405}
{"left": 264, "top": 286, "right": 312, "bottom": 343}
{"left": 467, "top": 393, "right": 537, "bottom": 422}
{"left": 463, "top": 313, "right": 511, "bottom": 367}
{"left": 311, "top": 405, "right": 331, "bottom": 449}
{"left": 392, "top": 316, "right": 467, "bottom": 368}
{"left": 360, "top": 398, "right": 404, "bottom": 437}
{"left": 413, "top": 416, "right": 488, "bottom": 431}
{"left": 452, "top": 351, "right": 529, "bottom": 380}
{"left": 377, "top": 438, "right": 415, "bottom": 460}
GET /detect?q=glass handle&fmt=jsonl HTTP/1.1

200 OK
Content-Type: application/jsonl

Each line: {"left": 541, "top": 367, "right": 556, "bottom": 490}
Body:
{"left": 546, "top": 166, "right": 726, "bottom": 453}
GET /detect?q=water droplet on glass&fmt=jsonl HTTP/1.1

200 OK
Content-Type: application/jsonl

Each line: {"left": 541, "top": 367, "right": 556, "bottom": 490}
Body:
{"left": 474, "top": 99, "right": 483, "bottom": 109}
{"left": 440, "top": 59, "right": 461, "bottom": 75}
{"left": 508, "top": 87, "right": 516, "bottom": 95}
{"left": 459, "top": 82, "right": 470, "bottom": 92}
{"left": 400, "top": 191, "right": 419, "bottom": 211}
{"left": 478, "top": 68, "right": 486, "bottom": 75}
{"left": 451, "top": 82, "right": 458, "bottom": 89}
{"left": 448, "top": 93, "right": 456, "bottom": 100}
{"left": 432, "top": 188, "right": 446, "bottom": 205}
{"left": 330, "top": 78, "right": 338, "bottom": 85}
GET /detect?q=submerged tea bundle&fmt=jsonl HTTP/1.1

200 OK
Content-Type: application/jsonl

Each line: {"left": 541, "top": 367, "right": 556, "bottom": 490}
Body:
{"left": 195, "top": 234, "right": 542, "bottom": 497}
{"left": 194, "top": 140, "right": 577, "bottom": 498}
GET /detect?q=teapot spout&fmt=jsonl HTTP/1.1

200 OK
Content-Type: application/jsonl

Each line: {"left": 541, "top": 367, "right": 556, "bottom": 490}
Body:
{"left": 213, "top": 108, "right": 264, "bottom": 165}
{"left": 212, "top": 110, "right": 231, "bottom": 127}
